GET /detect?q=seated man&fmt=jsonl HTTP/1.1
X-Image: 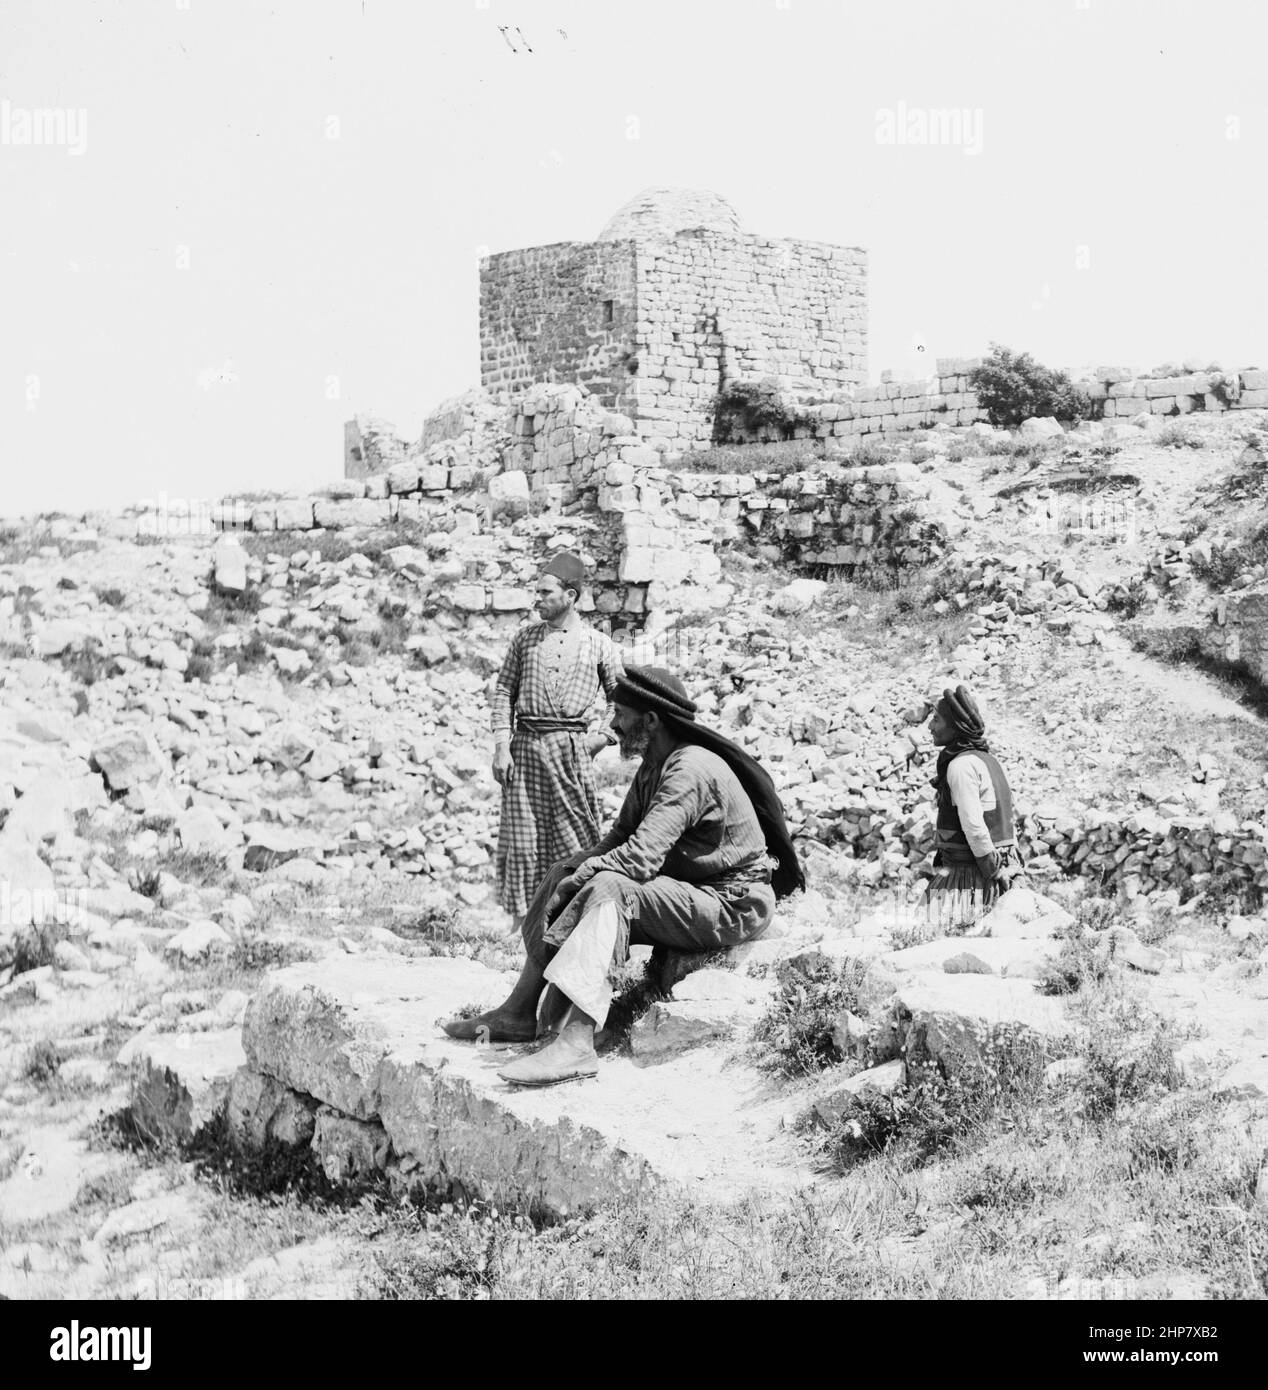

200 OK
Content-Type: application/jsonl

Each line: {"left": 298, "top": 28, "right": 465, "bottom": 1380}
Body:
{"left": 442, "top": 665, "right": 804, "bottom": 1086}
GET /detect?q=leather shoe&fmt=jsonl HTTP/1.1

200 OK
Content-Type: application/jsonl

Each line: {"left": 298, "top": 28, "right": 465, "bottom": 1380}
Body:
{"left": 497, "top": 1035, "right": 599, "bottom": 1087}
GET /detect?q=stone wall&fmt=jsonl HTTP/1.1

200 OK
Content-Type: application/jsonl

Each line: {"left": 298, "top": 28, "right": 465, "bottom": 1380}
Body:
{"left": 713, "top": 360, "right": 1268, "bottom": 446}
{"left": 479, "top": 241, "right": 638, "bottom": 406}
{"left": 628, "top": 232, "right": 868, "bottom": 447}
{"left": 418, "top": 388, "right": 509, "bottom": 453}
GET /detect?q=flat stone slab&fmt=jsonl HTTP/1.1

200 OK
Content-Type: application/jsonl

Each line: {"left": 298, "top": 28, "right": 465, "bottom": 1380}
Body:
{"left": 242, "top": 953, "right": 814, "bottom": 1216}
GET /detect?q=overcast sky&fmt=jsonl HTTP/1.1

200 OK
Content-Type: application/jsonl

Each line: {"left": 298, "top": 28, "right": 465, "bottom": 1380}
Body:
{"left": 1, "top": 0, "right": 1265, "bottom": 518}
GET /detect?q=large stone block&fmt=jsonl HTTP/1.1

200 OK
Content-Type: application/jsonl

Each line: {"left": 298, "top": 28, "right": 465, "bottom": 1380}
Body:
{"left": 892, "top": 975, "right": 1071, "bottom": 1078}
{"left": 124, "top": 1028, "right": 246, "bottom": 1143}
{"left": 488, "top": 469, "right": 530, "bottom": 518}
{"left": 328, "top": 478, "right": 367, "bottom": 499}
{"left": 226, "top": 1068, "right": 320, "bottom": 1150}
{"left": 312, "top": 1106, "right": 392, "bottom": 1185}
{"left": 213, "top": 536, "right": 247, "bottom": 593}
{"left": 312, "top": 498, "right": 392, "bottom": 528}
{"left": 619, "top": 547, "right": 658, "bottom": 583}
{"left": 274, "top": 499, "right": 315, "bottom": 530}
{"left": 92, "top": 728, "right": 165, "bottom": 791}
{"left": 810, "top": 1059, "right": 906, "bottom": 1127}
{"left": 419, "top": 465, "right": 451, "bottom": 491}
{"left": 491, "top": 587, "right": 532, "bottom": 612}
{"left": 450, "top": 584, "right": 487, "bottom": 612}
{"left": 387, "top": 461, "right": 421, "bottom": 494}
{"left": 239, "top": 954, "right": 813, "bottom": 1216}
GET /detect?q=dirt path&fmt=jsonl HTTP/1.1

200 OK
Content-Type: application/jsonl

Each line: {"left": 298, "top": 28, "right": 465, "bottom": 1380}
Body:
{"left": 1098, "top": 631, "right": 1264, "bottom": 726}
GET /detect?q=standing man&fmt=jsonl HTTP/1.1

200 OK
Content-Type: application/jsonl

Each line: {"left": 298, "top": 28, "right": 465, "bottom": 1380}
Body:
{"left": 926, "top": 684, "right": 1020, "bottom": 929}
{"left": 491, "top": 551, "right": 624, "bottom": 933}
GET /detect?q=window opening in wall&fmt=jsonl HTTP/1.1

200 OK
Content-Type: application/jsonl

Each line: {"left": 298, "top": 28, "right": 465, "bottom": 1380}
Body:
{"left": 602, "top": 299, "right": 615, "bottom": 325}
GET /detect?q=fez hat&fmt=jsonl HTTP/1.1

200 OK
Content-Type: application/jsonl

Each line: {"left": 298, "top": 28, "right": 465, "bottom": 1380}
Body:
{"left": 540, "top": 551, "right": 587, "bottom": 593}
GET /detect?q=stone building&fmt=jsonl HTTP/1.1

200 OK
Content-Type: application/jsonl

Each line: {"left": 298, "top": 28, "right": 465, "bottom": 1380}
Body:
{"left": 479, "top": 187, "right": 868, "bottom": 447}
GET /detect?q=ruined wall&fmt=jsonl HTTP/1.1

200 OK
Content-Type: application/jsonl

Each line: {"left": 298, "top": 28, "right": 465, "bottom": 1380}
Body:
{"left": 479, "top": 241, "right": 638, "bottom": 405}
{"left": 666, "top": 463, "right": 949, "bottom": 575}
{"left": 719, "top": 360, "right": 1268, "bottom": 444}
{"left": 629, "top": 232, "right": 868, "bottom": 448}
{"left": 343, "top": 416, "right": 408, "bottom": 479}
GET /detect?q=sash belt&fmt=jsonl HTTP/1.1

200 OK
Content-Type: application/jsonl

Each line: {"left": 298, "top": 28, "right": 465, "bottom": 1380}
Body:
{"left": 514, "top": 716, "right": 589, "bottom": 736}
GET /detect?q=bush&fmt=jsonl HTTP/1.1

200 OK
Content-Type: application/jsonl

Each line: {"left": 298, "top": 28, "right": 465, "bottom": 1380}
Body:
{"left": 1158, "top": 423, "right": 1201, "bottom": 449}
{"left": 1072, "top": 998, "right": 1181, "bottom": 1119}
{"left": 968, "top": 344, "right": 1095, "bottom": 428}
{"left": 1188, "top": 518, "right": 1268, "bottom": 590}
{"left": 1104, "top": 578, "right": 1149, "bottom": 619}
{"left": 712, "top": 380, "right": 813, "bottom": 442}
{"left": 751, "top": 954, "right": 870, "bottom": 1078}
{"left": 842, "top": 440, "right": 892, "bottom": 468}
{"left": 11, "top": 923, "right": 62, "bottom": 975}
{"left": 23, "top": 1039, "right": 64, "bottom": 1084}
{"left": 204, "top": 583, "right": 262, "bottom": 619}
{"left": 1037, "top": 927, "right": 1112, "bottom": 996}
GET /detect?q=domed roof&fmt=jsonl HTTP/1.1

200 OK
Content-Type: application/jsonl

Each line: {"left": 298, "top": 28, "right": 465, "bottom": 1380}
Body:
{"left": 598, "top": 187, "right": 741, "bottom": 242}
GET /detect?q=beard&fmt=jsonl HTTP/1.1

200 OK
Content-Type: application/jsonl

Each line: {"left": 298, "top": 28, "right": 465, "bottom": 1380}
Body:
{"left": 618, "top": 726, "right": 651, "bottom": 761}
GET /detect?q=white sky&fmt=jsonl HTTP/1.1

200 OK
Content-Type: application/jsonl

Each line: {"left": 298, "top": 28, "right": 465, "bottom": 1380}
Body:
{"left": 1, "top": 0, "right": 1265, "bottom": 518}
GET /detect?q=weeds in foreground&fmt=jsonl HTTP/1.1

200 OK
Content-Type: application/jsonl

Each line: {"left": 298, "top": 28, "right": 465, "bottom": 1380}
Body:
{"left": 824, "top": 1024, "right": 1051, "bottom": 1172}
{"left": 359, "top": 1200, "right": 509, "bottom": 1300}
{"left": 226, "top": 935, "right": 314, "bottom": 973}
{"left": 1068, "top": 993, "right": 1183, "bottom": 1119}
{"left": 9, "top": 923, "right": 63, "bottom": 975}
{"left": 1158, "top": 423, "right": 1202, "bottom": 450}
{"left": 389, "top": 904, "right": 460, "bottom": 943}
{"left": 1037, "top": 925, "right": 1112, "bottom": 996}
{"left": 22, "top": 1040, "right": 65, "bottom": 1084}
{"left": 751, "top": 954, "right": 870, "bottom": 1078}
{"left": 682, "top": 440, "right": 825, "bottom": 477}
{"left": 154, "top": 848, "right": 230, "bottom": 887}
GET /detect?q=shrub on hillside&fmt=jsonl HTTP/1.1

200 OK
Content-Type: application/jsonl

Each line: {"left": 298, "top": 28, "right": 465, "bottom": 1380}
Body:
{"left": 968, "top": 344, "right": 1095, "bottom": 428}
{"left": 712, "top": 379, "right": 813, "bottom": 443}
{"left": 1158, "top": 422, "right": 1201, "bottom": 449}
{"left": 1188, "top": 518, "right": 1268, "bottom": 590}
